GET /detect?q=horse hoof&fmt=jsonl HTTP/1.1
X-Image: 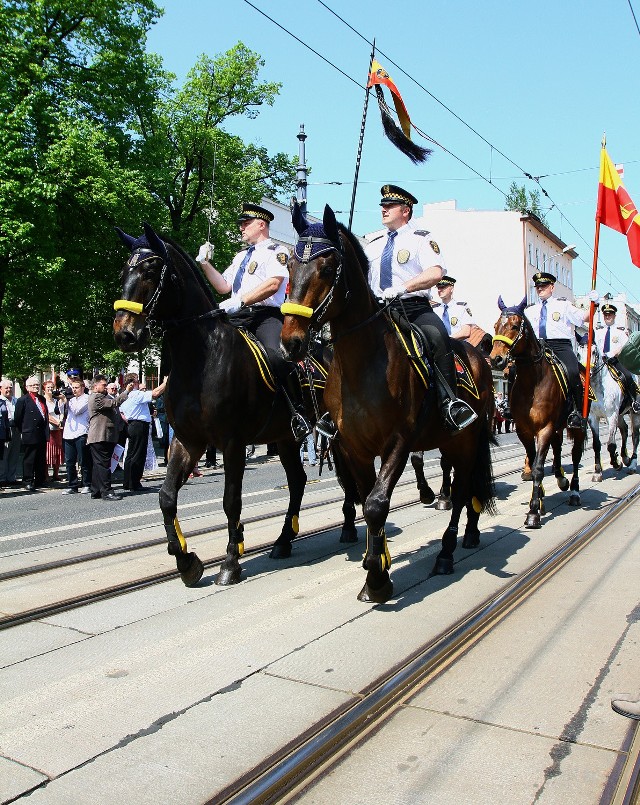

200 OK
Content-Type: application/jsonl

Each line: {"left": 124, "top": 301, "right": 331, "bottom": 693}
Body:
{"left": 622, "top": 457, "right": 631, "bottom": 467}
{"left": 432, "top": 556, "right": 454, "bottom": 575}
{"left": 557, "top": 477, "right": 569, "bottom": 492}
{"left": 435, "top": 497, "right": 452, "bottom": 511}
{"left": 357, "top": 579, "right": 393, "bottom": 603}
{"left": 270, "top": 541, "right": 292, "bottom": 559}
{"left": 179, "top": 553, "right": 204, "bottom": 587}
{"left": 420, "top": 488, "right": 436, "bottom": 506}
{"left": 462, "top": 533, "right": 480, "bottom": 549}
{"left": 592, "top": 472, "right": 603, "bottom": 483}
{"left": 339, "top": 526, "right": 358, "bottom": 544}
{"left": 521, "top": 471, "right": 533, "bottom": 482}
{"left": 568, "top": 494, "right": 581, "bottom": 507}
{"left": 215, "top": 565, "right": 242, "bottom": 585}
{"left": 525, "top": 513, "right": 541, "bottom": 529}
{"left": 628, "top": 461, "right": 638, "bottom": 474}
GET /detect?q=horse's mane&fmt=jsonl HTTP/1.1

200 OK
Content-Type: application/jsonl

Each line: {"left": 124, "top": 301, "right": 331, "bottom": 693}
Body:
{"left": 337, "top": 223, "right": 370, "bottom": 279}
{"left": 162, "top": 233, "right": 218, "bottom": 307}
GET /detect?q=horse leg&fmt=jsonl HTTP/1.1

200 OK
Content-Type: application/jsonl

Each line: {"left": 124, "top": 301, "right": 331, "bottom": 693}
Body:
{"left": 435, "top": 454, "right": 453, "bottom": 511}
{"left": 617, "top": 414, "right": 630, "bottom": 467}
{"left": 216, "top": 441, "right": 247, "bottom": 586}
{"left": 589, "top": 415, "right": 603, "bottom": 482}
{"left": 627, "top": 415, "right": 639, "bottom": 473}
{"left": 159, "top": 438, "right": 204, "bottom": 587}
{"left": 358, "top": 452, "right": 405, "bottom": 605}
{"left": 433, "top": 473, "right": 466, "bottom": 574}
{"left": 332, "top": 440, "right": 359, "bottom": 543}
{"left": 525, "top": 434, "right": 552, "bottom": 529}
{"left": 521, "top": 453, "right": 533, "bottom": 482}
{"left": 568, "top": 430, "right": 585, "bottom": 507}
{"left": 462, "top": 501, "right": 481, "bottom": 549}
{"left": 410, "top": 450, "right": 435, "bottom": 505}
{"left": 551, "top": 432, "right": 569, "bottom": 491}
{"left": 270, "top": 438, "right": 307, "bottom": 559}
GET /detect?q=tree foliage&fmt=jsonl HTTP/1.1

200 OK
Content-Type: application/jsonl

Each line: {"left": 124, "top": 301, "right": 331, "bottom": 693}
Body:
{"left": 504, "top": 181, "right": 547, "bottom": 226}
{"left": 0, "top": 2, "right": 296, "bottom": 380}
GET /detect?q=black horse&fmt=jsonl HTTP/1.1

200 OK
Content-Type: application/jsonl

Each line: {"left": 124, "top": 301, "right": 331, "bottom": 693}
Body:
{"left": 113, "top": 224, "right": 356, "bottom": 587}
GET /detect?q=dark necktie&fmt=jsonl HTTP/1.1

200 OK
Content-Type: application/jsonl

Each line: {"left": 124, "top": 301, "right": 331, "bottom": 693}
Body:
{"left": 379, "top": 231, "right": 397, "bottom": 290}
{"left": 442, "top": 304, "right": 451, "bottom": 335}
{"left": 603, "top": 326, "right": 611, "bottom": 354}
{"left": 539, "top": 300, "right": 547, "bottom": 339}
{"left": 232, "top": 245, "right": 255, "bottom": 294}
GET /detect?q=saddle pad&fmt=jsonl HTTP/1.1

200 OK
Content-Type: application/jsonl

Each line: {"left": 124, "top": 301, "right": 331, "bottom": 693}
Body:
{"left": 543, "top": 348, "right": 596, "bottom": 402}
{"left": 237, "top": 328, "right": 276, "bottom": 393}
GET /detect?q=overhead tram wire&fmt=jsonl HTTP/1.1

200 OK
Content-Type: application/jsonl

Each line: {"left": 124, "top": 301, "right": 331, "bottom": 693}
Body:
{"left": 627, "top": 0, "right": 640, "bottom": 38}
{"left": 240, "top": 0, "right": 636, "bottom": 301}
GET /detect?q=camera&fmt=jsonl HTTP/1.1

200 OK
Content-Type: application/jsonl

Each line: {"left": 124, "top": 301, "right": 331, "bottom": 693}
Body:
{"left": 51, "top": 388, "right": 63, "bottom": 399}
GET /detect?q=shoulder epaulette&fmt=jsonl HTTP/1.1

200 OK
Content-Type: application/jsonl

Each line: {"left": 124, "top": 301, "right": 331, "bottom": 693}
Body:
{"left": 617, "top": 326, "right": 626, "bottom": 331}
{"left": 596, "top": 325, "right": 604, "bottom": 329}
{"left": 414, "top": 230, "right": 430, "bottom": 237}
{"left": 456, "top": 301, "right": 466, "bottom": 306}
{"left": 368, "top": 234, "right": 384, "bottom": 243}
{"left": 268, "top": 243, "right": 278, "bottom": 250}
{"left": 432, "top": 302, "right": 442, "bottom": 308}
{"left": 557, "top": 296, "right": 567, "bottom": 301}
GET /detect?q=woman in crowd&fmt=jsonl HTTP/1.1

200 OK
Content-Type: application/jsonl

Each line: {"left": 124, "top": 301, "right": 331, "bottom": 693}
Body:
{"left": 43, "top": 379, "right": 65, "bottom": 482}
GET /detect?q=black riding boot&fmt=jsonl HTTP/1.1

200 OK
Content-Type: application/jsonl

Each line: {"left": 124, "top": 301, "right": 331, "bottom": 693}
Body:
{"left": 283, "top": 371, "right": 313, "bottom": 443}
{"left": 434, "top": 352, "right": 478, "bottom": 432}
{"left": 567, "top": 383, "right": 587, "bottom": 430}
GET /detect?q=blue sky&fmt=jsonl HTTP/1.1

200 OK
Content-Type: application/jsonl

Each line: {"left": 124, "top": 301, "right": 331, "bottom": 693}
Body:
{"left": 146, "top": 0, "right": 640, "bottom": 302}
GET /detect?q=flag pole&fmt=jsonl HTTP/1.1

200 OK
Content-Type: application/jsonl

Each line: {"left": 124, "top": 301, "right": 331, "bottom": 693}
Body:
{"left": 348, "top": 40, "right": 376, "bottom": 231}
{"left": 582, "top": 134, "right": 606, "bottom": 419}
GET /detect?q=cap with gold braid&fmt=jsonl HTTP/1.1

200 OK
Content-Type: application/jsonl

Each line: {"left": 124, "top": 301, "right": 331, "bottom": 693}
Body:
{"left": 436, "top": 275, "right": 456, "bottom": 287}
{"left": 379, "top": 184, "right": 418, "bottom": 206}
{"left": 237, "top": 203, "right": 274, "bottom": 223}
{"left": 601, "top": 303, "right": 617, "bottom": 314}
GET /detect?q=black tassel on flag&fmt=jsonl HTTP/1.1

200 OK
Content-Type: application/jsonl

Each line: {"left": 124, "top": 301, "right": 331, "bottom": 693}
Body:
{"left": 373, "top": 85, "right": 431, "bottom": 165}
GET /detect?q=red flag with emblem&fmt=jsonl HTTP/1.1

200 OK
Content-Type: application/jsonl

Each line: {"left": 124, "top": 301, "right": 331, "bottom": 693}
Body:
{"left": 597, "top": 147, "right": 640, "bottom": 268}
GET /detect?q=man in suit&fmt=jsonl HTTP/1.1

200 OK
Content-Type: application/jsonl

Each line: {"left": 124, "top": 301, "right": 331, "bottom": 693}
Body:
{"left": 14, "top": 376, "right": 49, "bottom": 491}
{"left": 87, "top": 374, "right": 131, "bottom": 501}
{"left": 0, "top": 378, "right": 19, "bottom": 485}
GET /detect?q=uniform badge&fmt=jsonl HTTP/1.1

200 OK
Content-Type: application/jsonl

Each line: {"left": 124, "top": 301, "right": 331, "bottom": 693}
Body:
{"left": 247, "top": 261, "right": 258, "bottom": 274}
{"left": 613, "top": 336, "right": 619, "bottom": 343}
{"left": 451, "top": 317, "right": 458, "bottom": 326}
{"left": 552, "top": 312, "right": 560, "bottom": 321}
{"left": 277, "top": 252, "right": 288, "bottom": 265}
{"left": 397, "top": 249, "right": 410, "bottom": 264}
{"left": 429, "top": 241, "right": 440, "bottom": 254}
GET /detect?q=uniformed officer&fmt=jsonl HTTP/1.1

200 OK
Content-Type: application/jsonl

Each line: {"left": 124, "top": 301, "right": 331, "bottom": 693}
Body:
{"left": 198, "top": 202, "right": 311, "bottom": 441}
{"left": 594, "top": 303, "right": 640, "bottom": 413}
{"left": 432, "top": 276, "right": 474, "bottom": 341}
{"left": 366, "top": 185, "right": 477, "bottom": 431}
{"left": 525, "top": 271, "right": 598, "bottom": 429}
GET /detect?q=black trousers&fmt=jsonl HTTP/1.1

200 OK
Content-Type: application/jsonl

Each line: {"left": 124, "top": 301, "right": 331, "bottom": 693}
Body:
{"left": 124, "top": 420, "right": 149, "bottom": 489}
{"left": 393, "top": 298, "right": 458, "bottom": 397}
{"left": 546, "top": 338, "right": 581, "bottom": 401}
{"left": 22, "top": 441, "right": 47, "bottom": 486}
{"left": 231, "top": 306, "right": 295, "bottom": 384}
{"left": 90, "top": 441, "right": 115, "bottom": 496}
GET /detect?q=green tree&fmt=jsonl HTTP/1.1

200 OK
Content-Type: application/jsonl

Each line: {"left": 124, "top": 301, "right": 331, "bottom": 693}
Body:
{"left": 504, "top": 181, "right": 547, "bottom": 225}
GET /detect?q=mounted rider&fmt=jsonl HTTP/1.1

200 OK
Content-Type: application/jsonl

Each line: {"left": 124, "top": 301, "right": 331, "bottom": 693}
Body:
{"left": 365, "top": 185, "right": 477, "bottom": 432}
{"left": 197, "top": 203, "right": 312, "bottom": 442}
{"left": 594, "top": 302, "right": 640, "bottom": 413}
{"left": 525, "top": 270, "right": 598, "bottom": 429}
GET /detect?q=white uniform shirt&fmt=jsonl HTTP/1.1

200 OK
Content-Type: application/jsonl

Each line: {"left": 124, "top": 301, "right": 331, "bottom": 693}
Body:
{"left": 1, "top": 396, "right": 16, "bottom": 425}
{"left": 366, "top": 223, "right": 446, "bottom": 300}
{"left": 432, "top": 300, "right": 473, "bottom": 337}
{"left": 594, "top": 324, "right": 628, "bottom": 358}
{"left": 525, "top": 297, "right": 585, "bottom": 343}
{"left": 62, "top": 394, "right": 90, "bottom": 438}
{"left": 223, "top": 238, "right": 289, "bottom": 308}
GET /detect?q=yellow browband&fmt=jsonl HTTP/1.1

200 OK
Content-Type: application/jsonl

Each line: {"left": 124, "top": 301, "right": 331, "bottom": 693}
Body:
{"left": 492, "top": 334, "right": 514, "bottom": 346}
{"left": 281, "top": 302, "right": 314, "bottom": 319}
{"left": 114, "top": 299, "right": 144, "bottom": 314}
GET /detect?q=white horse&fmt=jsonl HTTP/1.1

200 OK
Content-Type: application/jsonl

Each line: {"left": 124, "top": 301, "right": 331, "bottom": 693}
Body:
{"left": 581, "top": 340, "right": 640, "bottom": 480}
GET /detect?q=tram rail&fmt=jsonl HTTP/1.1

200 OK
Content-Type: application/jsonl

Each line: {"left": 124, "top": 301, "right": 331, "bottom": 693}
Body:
{"left": 205, "top": 479, "right": 640, "bottom": 805}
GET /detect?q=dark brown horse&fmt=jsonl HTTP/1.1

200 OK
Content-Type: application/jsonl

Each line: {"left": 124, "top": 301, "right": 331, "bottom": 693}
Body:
{"left": 489, "top": 296, "right": 586, "bottom": 528}
{"left": 280, "top": 204, "right": 497, "bottom": 603}
{"left": 113, "top": 224, "right": 356, "bottom": 587}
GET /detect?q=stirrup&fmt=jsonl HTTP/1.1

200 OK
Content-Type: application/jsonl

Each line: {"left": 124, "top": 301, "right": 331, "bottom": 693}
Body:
{"left": 291, "top": 412, "right": 312, "bottom": 443}
{"left": 315, "top": 412, "right": 337, "bottom": 440}
{"left": 632, "top": 400, "right": 640, "bottom": 415}
{"left": 567, "top": 410, "right": 586, "bottom": 430}
{"left": 443, "top": 399, "right": 478, "bottom": 432}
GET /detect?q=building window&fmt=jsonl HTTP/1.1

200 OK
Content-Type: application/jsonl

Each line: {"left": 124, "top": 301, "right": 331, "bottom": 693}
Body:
{"left": 535, "top": 248, "right": 540, "bottom": 268}
{"left": 528, "top": 243, "right": 533, "bottom": 265}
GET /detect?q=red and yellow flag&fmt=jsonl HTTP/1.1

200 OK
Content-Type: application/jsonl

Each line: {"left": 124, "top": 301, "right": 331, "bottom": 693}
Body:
{"left": 597, "top": 147, "right": 640, "bottom": 268}
{"left": 367, "top": 59, "right": 412, "bottom": 138}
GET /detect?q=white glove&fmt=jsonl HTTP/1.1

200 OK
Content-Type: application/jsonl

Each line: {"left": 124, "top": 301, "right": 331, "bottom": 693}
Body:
{"left": 381, "top": 284, "right": 406, "bottom": 301}
{"left": 220, "top": 298, "right": 241, "bottom": 314}
{"left": 196, "top": 242, "right": 214, "bottom": 262}
{"left": 587, "top": 289, "right": 600, "bottom": 304}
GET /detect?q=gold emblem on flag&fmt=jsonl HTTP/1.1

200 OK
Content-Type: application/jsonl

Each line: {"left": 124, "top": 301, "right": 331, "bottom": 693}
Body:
{"left": 397, "top": 249, "right": 410, "bottom": 264}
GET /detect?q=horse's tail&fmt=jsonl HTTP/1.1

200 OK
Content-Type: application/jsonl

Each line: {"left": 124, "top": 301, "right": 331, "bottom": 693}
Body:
{"left": 472, "top": 415, "right": 498, "bottom": 517}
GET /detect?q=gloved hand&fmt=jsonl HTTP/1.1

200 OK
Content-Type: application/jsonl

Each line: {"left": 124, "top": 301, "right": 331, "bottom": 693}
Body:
{"left": 587, "top": 289, "right": 600, "bottom": 304}
{"left": 220, "top": 298, "right": 241, "bottom": 314}
{"left": 381, "top": 284, "right": 406, "bottom": 301}
{"left": 196, "top": 242, "right": 214, "bottom": 262}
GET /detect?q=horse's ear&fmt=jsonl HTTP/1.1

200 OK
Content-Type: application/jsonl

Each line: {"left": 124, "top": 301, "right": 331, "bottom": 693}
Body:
{"left": 322, "top": 205, "right": 341, "bottom": 248}
{"left": 497, "top": 295, "right": 506, "bottom": 312}
{"left": 517, "top": 296, "right": 527, "bottom": 313}
{"left": 143, "top": 223, "right": 168, "bottom": 262}
{"left": 291, "top": 200, "right": 310, "bottom": 236}
{"left": 115, "top": 227, "right": 136, "bottom": 250}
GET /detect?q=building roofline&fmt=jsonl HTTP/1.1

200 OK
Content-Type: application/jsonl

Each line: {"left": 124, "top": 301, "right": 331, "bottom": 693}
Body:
{"left": 521, "top": 213, "right": 578, "bottom": 258}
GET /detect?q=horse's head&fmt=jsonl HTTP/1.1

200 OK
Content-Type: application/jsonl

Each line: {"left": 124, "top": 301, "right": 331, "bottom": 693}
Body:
{"left": 280, "top": 202, "right": 345, "bottom": 362}
{"left": 490, "top": 295, "right": 528, "bottom": 370}
{"left": 113, "top": 223, "right": 174, "bottom": 352}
